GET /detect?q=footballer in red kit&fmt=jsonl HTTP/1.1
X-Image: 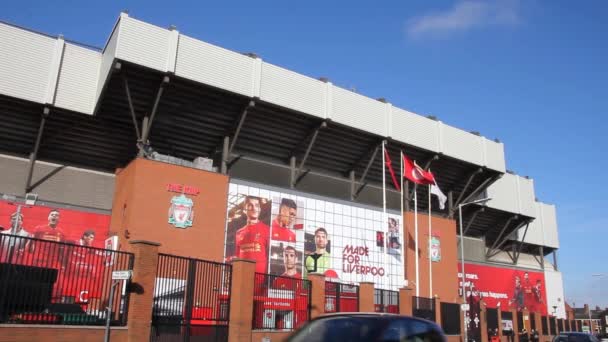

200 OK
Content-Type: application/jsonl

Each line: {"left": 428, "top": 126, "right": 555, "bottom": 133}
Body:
{"left": 29, "top": 209, "right": 66, "bottom": 268}
{"left": 235, "top": 196, "right": 270, "bottom": 274}
{"left": 270, "top": 198, "right": 297, "bottom": 242}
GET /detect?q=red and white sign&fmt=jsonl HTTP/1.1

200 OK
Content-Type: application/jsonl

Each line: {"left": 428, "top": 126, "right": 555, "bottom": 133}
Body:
{"left": 458, "top": 263, "right": 548, "bottom": 315}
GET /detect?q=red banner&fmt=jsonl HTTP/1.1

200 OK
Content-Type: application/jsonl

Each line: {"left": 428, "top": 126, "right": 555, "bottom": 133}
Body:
{"left": 0, "top": 200, "right": 110, "bottom": 246}
{"left": 458, "top": 263, "right": 547, "bottom": 315}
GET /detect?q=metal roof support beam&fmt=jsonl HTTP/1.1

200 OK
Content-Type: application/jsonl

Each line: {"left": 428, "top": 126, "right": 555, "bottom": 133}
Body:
{"left": 349, "top": 170, "right": 356, "bottom": 201}
{"left": 515, "top": 222, "right": 530, "bottom": 262}
{"left": 533, "top": 246, "right": 545, "bottom": 269}
{"left": 139, "top": 76, "right": 170, "bottom": 156}
{"left": 291, "top": 121, "right": 326, "bottom": 188}
{"left": 346, "top": 139, "right": 382, "bottom": 175}
{"left": 505, "top": 248, "right": 516, "bottom": 264}
{"left": 553, "top": 251, "right": 558, "bottom": 271}
{"left": 353, "top": 142, "right": 382, "bottom": 199}
{"left": 463, "top": 207, "right": 484, "bottom": 235}
{"left": 486, "top": 215, "right": 518, "bottom": 259}
{"left": 228, "top": 100, "right": 255, "bottom": 156}
{"left": 450, "top": 174, "right": 497, "bottom": 218}
{"left": 122, "top": 74, "right": 141, "bottom": 142}
{"left": 25, "top": 107, "right": 50, "bottom": 194}
{"left": 454, "top": 168, "right": 482, "bottom": 208}
{"left": 447, "top": 191, "right": 453, "bottom": 218}
{"left": 221, "top": 136, "right": 229, "bottom": 174}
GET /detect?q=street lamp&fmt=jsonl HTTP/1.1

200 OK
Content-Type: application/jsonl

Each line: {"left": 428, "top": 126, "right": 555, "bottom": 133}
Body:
{"left": 459, "top": 197, "right": 491, "bottom": 342}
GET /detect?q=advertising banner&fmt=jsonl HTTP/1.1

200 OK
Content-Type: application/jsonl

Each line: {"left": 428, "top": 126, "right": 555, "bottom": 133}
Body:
{"left": 458, "top": 263, "right": 548, "bottom": 315}
{"left": 224, "top": 182, "right": 405, "bottom": 290}
{"left": 0, "top": 200, "right": 111, "bottom": 246}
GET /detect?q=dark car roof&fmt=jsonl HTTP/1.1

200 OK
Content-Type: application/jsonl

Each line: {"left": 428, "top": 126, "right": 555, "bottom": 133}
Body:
{"left": 313, "top": 312, "right": 442, "bottom": 327}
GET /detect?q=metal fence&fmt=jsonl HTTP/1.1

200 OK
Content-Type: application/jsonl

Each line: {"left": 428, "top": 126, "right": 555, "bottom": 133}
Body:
{"left": 151, "top": 254, "right": 232, "bottom": 342}
{"left": 541, "top": 316, "right": 548, "bottom": 335}
{"left": 324, "top": 282, "right": 359, "bottom": 313}
{"left": 487, "top": 308, "right": 499, "bottom": 332}
{"left": 412, "top": 296, "right": 435, "bottom": 322}
{"left": 440, "top": 302, "right": 461, "bottom": 335}
{"left": 549, "top": 317, "right": 556, "bottom": 335}
{"left": 530, "top": 313, "right": 536, "bottom": 331}
{"left": 558, "top": 319, "right": 564, "bottom": 333}
{"left": 518, "top": 312, "right": 524, "bottom": 332}
{"left": 374, "top": 289, "right": 399, "bottom": 313}
{"left": 565, "top": 319, "right": 570, "bottom": 332}
{"left": 0, "top": 233, "right": 133, "bottom": 325}
{"left": 502, "top": 311, "right": 514, "bottom": 336}
{"left": 251, "top": 273, "right": 310, "bottom": 331}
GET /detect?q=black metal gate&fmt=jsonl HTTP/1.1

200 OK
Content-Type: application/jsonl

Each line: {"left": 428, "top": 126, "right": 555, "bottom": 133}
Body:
{"left": 150, "top": 254, "right": 232, "bottom": 342}
{"left": 412, "top": 296, "right": 435, "bottom": 322}
{"left": 440, "top": 302, "right": 461, "bottom": 335}
{"left": 374, "top": 289, "right": 399, "bottom": 313}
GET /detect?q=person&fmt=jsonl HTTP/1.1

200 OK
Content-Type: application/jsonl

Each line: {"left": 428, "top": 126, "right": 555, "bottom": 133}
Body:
{"left": 387, "top": 218, "right": 401, "bottom": 249}
{"left": 0, "top": 212, "right": 31, "bottom": 261}
{"left": 32, "top": 209, "right": 66, "bottom": 243}
{"left": 65, "top": 230, "right": 103, "bottom": 309}
{"left": 533, "top": 280, "right": 544, "bottom": 307}
{"left": 271, "top": 198, "right": 297, "bottom": 242}
{"left": 522, "top": 272, "right": 534, "bottom": 311}
{"left": 304, "top": 227, "right": 331, "bottom": 277}
{"left": 28, "top": 209, "right": 67, "bottom": 268}
{"left": 280, "top": 246, "right": 301, "bottom": 278}
{"left": 531, "top": 329, "right": 539, "bottom": 342}
{"left": 235, "top": 196, "right": 270, "bottom": 274}
{"left": 519, "top": 328, "right": 529, "bottom": 342}
{"left": 509, "top": 275, "right": 524, "bottom": 311}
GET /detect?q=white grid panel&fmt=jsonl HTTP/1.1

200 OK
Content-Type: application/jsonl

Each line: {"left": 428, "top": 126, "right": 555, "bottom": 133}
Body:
{"left": 224, "top": 182, "right": 405, "bottom": 291}
{"left": 389, "top": 107, "right": 439, "bottom": 152}
{"left": 440, "top": 123, "right": 484, "bottom": 166}
{"left": 0, "top": 23, "right": 56, "bottom": 103}
{"left": 259, "top": 63, "right": 326, "bottom": 119}
{"left": 329, "top": 86, "right": 388, "bottom": 137}
{"left": 486, "top": 173, "right": 519, "bottom": 214}
{"left": 540, "top": 203, "right": 559, "bottom": 248}
{"left": 517, "top": 176, "right": 537, "bottom": 218}
{"left": 54, "top": 44, "right": 100, "bottom": 115}
{"left": 115, "top": 16, "right": 171, "bottom": 72}
{"left": 175, "top": 35, "right": 255, "bottom": 97}
{"left": 483, "top": 138, "right": 506, "bottom": 172}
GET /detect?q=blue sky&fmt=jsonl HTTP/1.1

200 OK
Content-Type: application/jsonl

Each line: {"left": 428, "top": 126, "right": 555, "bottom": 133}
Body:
{"left": 4, "top": 1, "right": 607, "bottom": 308}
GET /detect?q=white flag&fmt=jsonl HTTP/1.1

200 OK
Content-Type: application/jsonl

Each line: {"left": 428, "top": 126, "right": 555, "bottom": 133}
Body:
{"left": 430, "top": 180, "right": 447, "bottom": 210}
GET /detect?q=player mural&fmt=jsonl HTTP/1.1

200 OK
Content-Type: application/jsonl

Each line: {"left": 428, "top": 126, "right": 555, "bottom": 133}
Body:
{"left": 458, "top": 263, "right": 548, "bottom": 315}
{"left": 224, "top": 183, "right": 405, "bottom": 290}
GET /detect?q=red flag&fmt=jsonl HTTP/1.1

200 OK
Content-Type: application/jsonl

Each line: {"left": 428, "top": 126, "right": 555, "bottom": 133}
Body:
{"left": 403, "top": 153, "right": 435, "bottom": 185}
{"left": 384, "top": 149, "right": 401, "bottom": 191}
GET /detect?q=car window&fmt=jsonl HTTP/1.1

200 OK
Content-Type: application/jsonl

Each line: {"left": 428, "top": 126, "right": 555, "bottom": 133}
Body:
{"left": 287, "top": 316, "right": 389, "bottom": 342}
{"left": 380, "top": 318, "right": 445, "bottom": 342}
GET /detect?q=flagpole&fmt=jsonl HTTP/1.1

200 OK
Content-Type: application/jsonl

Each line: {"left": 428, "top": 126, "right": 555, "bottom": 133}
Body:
{"left": 414, "top": 184, "right": 419, "bottom": 297}
{"left": 382, "top": 140, "right": 388, "bottom": 290}
{"left": 400, "top": 151, "right": 404, "bottom": 290}
{"left": 428, "top": 184, "right": 433, "bottom": 299}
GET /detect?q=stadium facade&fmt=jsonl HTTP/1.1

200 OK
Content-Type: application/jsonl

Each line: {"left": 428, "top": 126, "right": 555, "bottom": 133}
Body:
{"left": 0, "top": 12, "right": 567, "bottom": 340}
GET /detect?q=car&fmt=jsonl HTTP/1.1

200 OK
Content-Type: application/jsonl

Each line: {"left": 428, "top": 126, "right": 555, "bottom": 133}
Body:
{"left": 286, "top": 312, "right": 447, "bottom": 342}
{"left": 552, "top": 332, "right": 600, "bottom": 342}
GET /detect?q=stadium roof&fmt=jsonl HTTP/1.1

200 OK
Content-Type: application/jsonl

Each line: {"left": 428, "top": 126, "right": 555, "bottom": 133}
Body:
{"left": 0, "top": 14, "right": 557, "bottom": 253}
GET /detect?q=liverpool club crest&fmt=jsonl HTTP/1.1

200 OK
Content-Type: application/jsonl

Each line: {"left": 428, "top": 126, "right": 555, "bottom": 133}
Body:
{"left": 168, "top": 194, "right": 194, "bottom": 228}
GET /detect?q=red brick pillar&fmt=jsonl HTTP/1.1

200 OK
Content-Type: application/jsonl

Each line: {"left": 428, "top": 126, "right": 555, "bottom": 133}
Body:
{"left": 512, "top": 309, "right": 520, "bottom": 342}
{"left": 434, "top": 296, "right": 442, "bottom": 328}
{"left": 498, "top": 310, "right": 505, "bottom": 342}
{"left": 534, "top": 313, "right": 542, "bottom": 340}
{"left": 399, "top": 287, "right": 414, "bottom": 316}
{"left": 480, "top": 300, "right": 488, "bottom": 342}
{"left": 127, "top": 240, "right": 161, "bottom": 342}
{"left": 359, "top": 282, "right": 375, "bottom": 313}
{"left": 308, "top": 273, "right": 326, "bottom": 319}
{"left": 227, "top": 259, "right": 256, "bottom": 342}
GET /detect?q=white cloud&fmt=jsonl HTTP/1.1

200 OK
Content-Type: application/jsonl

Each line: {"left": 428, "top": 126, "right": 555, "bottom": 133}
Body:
{"left": 406, "top": 0, "right": 521, "bottom": 39}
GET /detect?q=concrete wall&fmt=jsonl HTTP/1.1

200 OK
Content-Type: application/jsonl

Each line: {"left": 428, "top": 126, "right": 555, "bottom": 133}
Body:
{"left": 0, "top": 154, "right": 114, "bottom": 210}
